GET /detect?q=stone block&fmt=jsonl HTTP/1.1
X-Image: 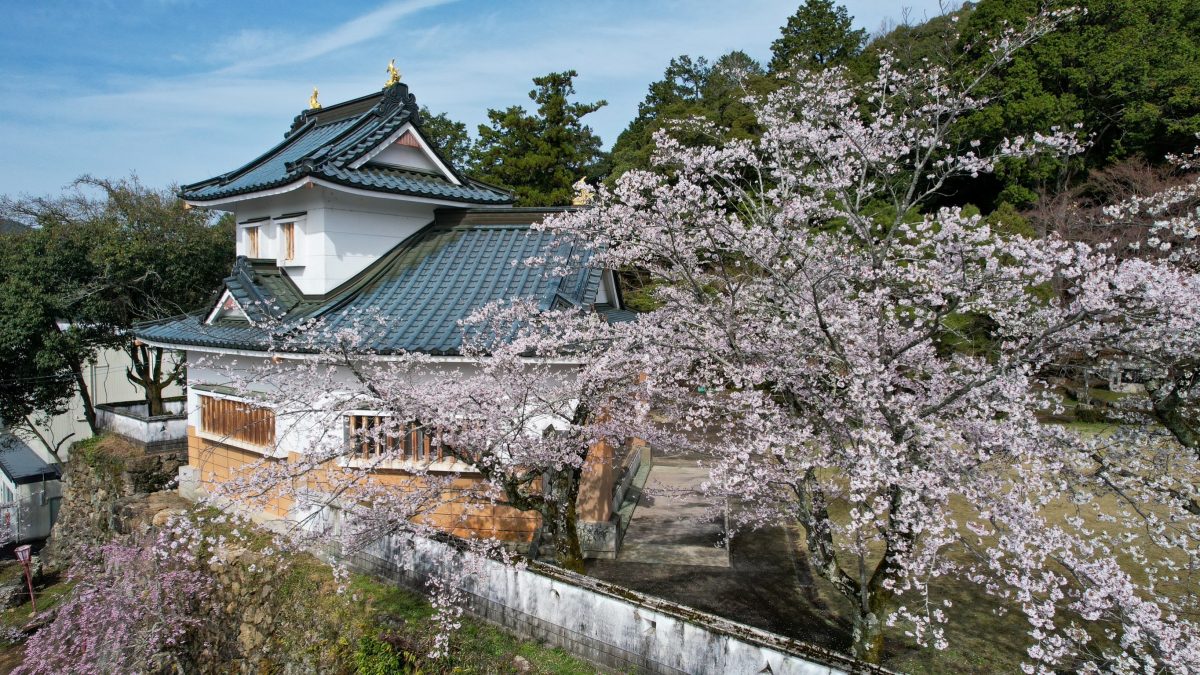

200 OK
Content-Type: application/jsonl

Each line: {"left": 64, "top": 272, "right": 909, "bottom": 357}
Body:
{"left": 577, "top": 515, "right": 619, "bottom": 559}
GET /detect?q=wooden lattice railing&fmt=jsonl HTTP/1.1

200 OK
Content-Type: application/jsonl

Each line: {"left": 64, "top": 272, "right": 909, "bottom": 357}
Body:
{"left": 346, "top": 415, "right": 445, "bottom": 463}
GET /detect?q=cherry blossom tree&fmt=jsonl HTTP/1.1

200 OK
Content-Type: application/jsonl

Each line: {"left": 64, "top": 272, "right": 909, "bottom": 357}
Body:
{"left": 196, "top": 300, "right": 652, "bottom": 573}
{"left": 16, "top": 518, "right": 215, "bottom": 675}
{"left": 179, "top": 8, "right": 1200, "bottom": 670}
{"left": 535, "top": 9, "right": 1200, "bottom": 670}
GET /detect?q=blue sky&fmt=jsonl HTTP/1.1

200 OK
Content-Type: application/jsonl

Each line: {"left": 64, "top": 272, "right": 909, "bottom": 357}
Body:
{"left": 0, "top": 0, "right": 947, "bottom": 197}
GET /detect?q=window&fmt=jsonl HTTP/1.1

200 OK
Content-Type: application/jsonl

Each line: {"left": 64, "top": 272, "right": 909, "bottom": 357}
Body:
{"left": 245, "top": 226, "right": 260, "bottom": 257}
{"left": 199, "top": 394, "right": 275, "bottom": 447}
{"left": 346, "top": 414, "right": 445, "bottom": 463}
{"left": 274, "top": 215, "right": 304, "bottom": 266}
{"left": 280, "top": 221, "right": 295, "bottom": 262}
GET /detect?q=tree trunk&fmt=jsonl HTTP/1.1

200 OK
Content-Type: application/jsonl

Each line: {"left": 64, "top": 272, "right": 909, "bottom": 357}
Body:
{"left": 20, "top": 415, "right": 69, "bottom": 466}
{"left": 126, "top": 342, "right": 182, "bottom": 417}
{"left": 794, "top": 472, "right": 909, "bottom": 665}
{"left": 850, "top": 588, "right": 894, "bottom": 663}
{"left": 544, "top": 467, "right": 586, "bottom": 573}
{"left": 50, "top": 322, "right": 98, "bottom": 435}
{"left": 1152, "top": 386, "right": 1200, "bottom": 452}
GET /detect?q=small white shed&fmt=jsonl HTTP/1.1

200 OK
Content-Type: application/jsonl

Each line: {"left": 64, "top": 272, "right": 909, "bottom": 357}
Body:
{"left": 0, "top": 434, "right": 62, "bottom": 543}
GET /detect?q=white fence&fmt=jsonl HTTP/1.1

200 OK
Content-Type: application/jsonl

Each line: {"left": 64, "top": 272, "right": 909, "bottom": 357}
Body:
{"left": 348, "top": 533, "right": 873, "bottom": 675}
{"left": 95, "top": 398, "right": 187, "bottom": 452}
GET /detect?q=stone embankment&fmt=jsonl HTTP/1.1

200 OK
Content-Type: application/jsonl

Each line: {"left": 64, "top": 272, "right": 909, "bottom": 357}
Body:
{"left": 42, "top": 436, "right": 187, "bottom": 572}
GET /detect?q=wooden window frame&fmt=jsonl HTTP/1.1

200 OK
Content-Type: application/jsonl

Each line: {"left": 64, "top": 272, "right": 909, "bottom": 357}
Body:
{"left": 280, "top": 221, "right": 295, "bottom": 262}
{"left": 245, "top": 226, "right": 259, "bottom": 258}
{"left": 275, "top": 216, "right": 303, "bottom": 266}
{"left": 197, "top": 392, "right": 276, "bottom": 453}
{"left": 343, "top": 413, "right": 475, "bottom": 472}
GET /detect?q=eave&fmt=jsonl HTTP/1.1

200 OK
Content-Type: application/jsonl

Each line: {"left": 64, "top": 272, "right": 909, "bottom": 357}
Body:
{"left": 182, "top": 175, "right": 514, "bottom": 210}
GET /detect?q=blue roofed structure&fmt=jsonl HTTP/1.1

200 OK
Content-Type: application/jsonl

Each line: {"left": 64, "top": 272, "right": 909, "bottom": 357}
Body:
{"left": 0, "top": 433, "right": 60, "bottom": 486}
{"left": 136, "top": 208, "right": 631, "bottom": 356}
{"left": 134, "top": 69, "right": 640, "bottom": 565}
{"left": 140, "top": 74, "right": 632, "bottom": 358}
{"left": 180, "top": 82, "right": 512, "bottom": 206}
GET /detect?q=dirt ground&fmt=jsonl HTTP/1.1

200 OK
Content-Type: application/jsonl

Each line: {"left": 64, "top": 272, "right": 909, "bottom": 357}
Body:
{"left": 587, "top": 522, "right": 851, "bottom": 651}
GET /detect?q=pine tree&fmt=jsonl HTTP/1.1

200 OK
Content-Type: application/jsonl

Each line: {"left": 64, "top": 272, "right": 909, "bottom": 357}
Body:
{"left": 768, "top": 0, "right": 866, "bottom": 73}
{"left": 470, "top": 71, "right": 607, "bottom": 207}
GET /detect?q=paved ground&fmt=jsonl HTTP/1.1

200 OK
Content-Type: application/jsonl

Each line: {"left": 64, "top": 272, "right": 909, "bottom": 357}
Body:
{"left": 615, "top": 456, "right": 730, "bottom": 567}
{"left": 587, "top": 449, "right": 851, "bottom": 651}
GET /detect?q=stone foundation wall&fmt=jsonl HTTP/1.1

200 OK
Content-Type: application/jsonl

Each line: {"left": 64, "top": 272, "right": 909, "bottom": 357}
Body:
{"left": 42, "top": 437, "right": 187, "bottom": 571}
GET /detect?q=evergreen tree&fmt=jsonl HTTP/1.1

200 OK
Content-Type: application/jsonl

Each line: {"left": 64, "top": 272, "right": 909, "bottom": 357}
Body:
{"left": 768, "top": 0, "right": 867, "bottom": 73}
{"left": 470, "top": 71, "right": 607, "bottom": 206}
{"left": 609, "top": 52, "right": 767, "bottom": 179}
{"left": 417, "top": 106, "right": 475, "bottom": 171}
{"left": 0, "top": 176, "right": 232, "bottom": 456}
{"left": 954, "top": 0, "right": 1200, "bottom": 207}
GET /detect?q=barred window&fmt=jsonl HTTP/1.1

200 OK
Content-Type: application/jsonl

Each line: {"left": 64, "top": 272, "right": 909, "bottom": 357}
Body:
{"left": 346, "top": 415, "right": 446, "bottom": 463}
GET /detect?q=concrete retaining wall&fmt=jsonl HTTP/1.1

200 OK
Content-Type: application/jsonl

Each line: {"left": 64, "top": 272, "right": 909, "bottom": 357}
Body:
{"left": 96, "top": 398, "right": 187, "bottom": 453}
{"left": 348, "top": 533, "right": 869, "bottom": 675}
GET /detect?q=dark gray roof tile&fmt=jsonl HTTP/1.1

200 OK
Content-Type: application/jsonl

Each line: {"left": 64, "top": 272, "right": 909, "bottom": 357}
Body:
{"left": 180, "top": 83, "right": 512, "bottom": 205}
{"left": 134, "top": 210, "right": 626, "bottom": 356}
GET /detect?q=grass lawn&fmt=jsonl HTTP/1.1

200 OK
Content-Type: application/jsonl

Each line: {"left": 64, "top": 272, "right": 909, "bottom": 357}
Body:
{"left": 183, "top": 509, "right": 597, "bottom": 674}
{"left": 349, "top": 575, "right": 594, "bottom": 674}
{"left": 0, "top": 561, "right": 76, "bottom": 673}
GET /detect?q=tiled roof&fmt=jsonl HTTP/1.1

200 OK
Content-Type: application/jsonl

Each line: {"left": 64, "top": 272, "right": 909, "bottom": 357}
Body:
{"left": 134, "top": 209, "right": 634, "bottom": 356}
{"left": 179, "top": 82, "right": 513, "bottom": 205}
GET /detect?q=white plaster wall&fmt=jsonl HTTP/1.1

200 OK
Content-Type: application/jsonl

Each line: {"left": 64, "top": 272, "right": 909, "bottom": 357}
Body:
{"left": 9, "top": 346, "right": 183, "bottom": 464}
{"left": 16, "top": 479, "right": 60, "bottom": 541}
{"left": 184, "top": 351, "right": 579, "bottom": 458}
{"left": 95, "top": 401, "right": 187, "bottom": 445}
{"left": 228, "top": 187, "right": 437, "bottom": 296}
{"left": 0, "top": 476, "right": 62, "bottom": 542}
{"left": 351, "top": 533, "right": 851, "bottom": 675}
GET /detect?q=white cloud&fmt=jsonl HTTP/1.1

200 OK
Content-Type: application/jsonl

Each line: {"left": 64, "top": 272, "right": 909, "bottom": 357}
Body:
{"left": 214, "top": 0, "right": 457, "bottom": 74}
{"left": 209, "top": 29, "right": 291, "bottom": 64}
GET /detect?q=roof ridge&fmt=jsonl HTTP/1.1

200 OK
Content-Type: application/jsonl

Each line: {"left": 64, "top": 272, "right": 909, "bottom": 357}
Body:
{"left": 179, "top": 117, "right": 317, "bottom": 195}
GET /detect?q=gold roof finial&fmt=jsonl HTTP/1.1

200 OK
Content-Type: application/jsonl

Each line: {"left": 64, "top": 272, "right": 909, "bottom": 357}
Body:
{"left": 571, "top": 177, "right": 595, "bottom": 206}
{"left": 386, "top": 59, "right": 402, "bottom": 86}
{"left": 309, "top": 86, "right": 321, "bottom": 110}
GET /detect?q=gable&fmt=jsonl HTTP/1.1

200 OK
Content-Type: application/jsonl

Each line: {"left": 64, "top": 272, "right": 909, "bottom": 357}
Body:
{"left": 178, "top": 81, "right": 510, "bottom": 206}
{"left": 351, "top": 123, "right": 461, "bottom": 185}
{"left": 206, "top": 290, "right": 250, "bottom": 325}
{"left": 369, "top": 132, "right": 440, "bottom": 172}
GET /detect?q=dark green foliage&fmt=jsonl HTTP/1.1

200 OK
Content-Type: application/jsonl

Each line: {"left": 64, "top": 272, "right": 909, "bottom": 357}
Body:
{"left": 352, "top": 635, "right": 413, "bottom": 674}
{"left": 0, "top": 238, "right": 77, "bottom": 430}
{"left": 984, "top": 201, "right": 1037, "bottom": 239}
{"left": 850, "top": 6, "right": 970, "bottom": 82}
{"left": 470, "top": 71, "right": 607, "bottom": 206}
{"left": 609, "top": 52, "right": 768, "bottom": 179}
{"left": 72, "top": 176, "right": 234, "bottom": 328}
{"left": 0, "top": 218, "right": 103, "bottom": 446}
{"left": 0, "top": 176, "right": 233, "bottom": 440}
{"left": 418, "top": 106, "right": 474, "bottom": 170}
{"left": 768, "top": 0, "right": 867, "bottom": 73}
{"left": 955, "top": 0, "right": 1200, "bottom": 207}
